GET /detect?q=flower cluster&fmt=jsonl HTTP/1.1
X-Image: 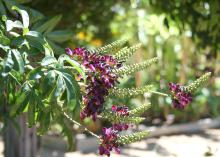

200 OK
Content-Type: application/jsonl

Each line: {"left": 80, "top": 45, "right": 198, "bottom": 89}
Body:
{"left": 66, "top": 48, "right": 122, "bottom": 120}
{"left": 99, "top": 105, "right": 130, "bottom": 156}
{"left": 168, "top": 83, "right": 193, "bottom": 109}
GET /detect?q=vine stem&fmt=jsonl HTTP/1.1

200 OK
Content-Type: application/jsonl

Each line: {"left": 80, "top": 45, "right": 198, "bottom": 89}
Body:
{"left": 62, "top": 111, "right": 100, "bottom": 139}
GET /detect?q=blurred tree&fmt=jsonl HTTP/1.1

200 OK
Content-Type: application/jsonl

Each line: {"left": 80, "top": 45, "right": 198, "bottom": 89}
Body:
{"left": 148, "top": 0, "right": 220, "bottom": 55}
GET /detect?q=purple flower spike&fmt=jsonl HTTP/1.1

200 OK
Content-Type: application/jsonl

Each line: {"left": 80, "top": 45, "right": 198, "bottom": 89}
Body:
{"left": 168, "top": 82, "right": 193, "bottom": 109}
{"left": 66, "top": 47, "right": 123, "bottom": 120}
{"left": 98, "top": 105, "right": 130, "bottom": 156}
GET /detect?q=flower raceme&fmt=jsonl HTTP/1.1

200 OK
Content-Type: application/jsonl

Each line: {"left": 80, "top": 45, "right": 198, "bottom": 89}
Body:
{"left": 65, "top": 44, "right": 211, "bottom": 157}
{"left": 99, "top": 105, "right": 130, "bottom": 156}
{"left": 168, "top": 72, "right": 211, "bottom": 109}
{"left": 66, "top": 48, "right": 122, "bottom": 120}
{"left": 168, "top": 83, "right": 192, "bottom": 109}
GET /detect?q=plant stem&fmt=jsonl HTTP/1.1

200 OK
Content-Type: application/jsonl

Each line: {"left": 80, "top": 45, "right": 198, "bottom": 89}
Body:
{"left": 62, "top": 111, "right": 100, "bottom": 138}
{"left": 150, "top": 91, "right": 169, "bottom": 97}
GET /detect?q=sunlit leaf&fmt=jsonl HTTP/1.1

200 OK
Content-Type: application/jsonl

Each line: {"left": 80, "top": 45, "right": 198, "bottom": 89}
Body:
{"left": 12, "top": 6, "right": 29, "bottom": 28}
{"left": 11, "top": 49, "right": 25, "bottom": 73}
{"left": 41, "top": 56, "right": 57, "bottom": 66}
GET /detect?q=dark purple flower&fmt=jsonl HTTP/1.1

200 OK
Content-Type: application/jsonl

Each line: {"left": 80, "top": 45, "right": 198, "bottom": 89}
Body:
{"left": 112, "top": 106, "right": 129, "bottom": 116}
{"left": 112, "top": 123, "right": 129, "bottom": 131}
{"left": 111, "top": 105, "right": 117, "bottom": 112}
{"left": 66, "top": 47, "right": 123, "bottom": 120}
{"left": 98, "top": 105, "right": 131, "bottom": 156}
{"left": 99, "top": 127, "right": 119, "bottom": 157}
{"left": 168, "top": 82, "right": 193, "bottom": 109}
{"left": 65, "top": 48, "right": 74, "bottom": 56}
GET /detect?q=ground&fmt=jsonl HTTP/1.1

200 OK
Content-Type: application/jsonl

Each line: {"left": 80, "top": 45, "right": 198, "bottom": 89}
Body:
{"left": 1, "top": 129, "right": 220, "bottom": 157}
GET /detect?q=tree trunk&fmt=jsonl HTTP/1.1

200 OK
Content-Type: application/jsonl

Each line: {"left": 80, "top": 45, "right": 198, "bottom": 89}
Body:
{"left": 3, "top": 114, "right": 38, "bottom": 157}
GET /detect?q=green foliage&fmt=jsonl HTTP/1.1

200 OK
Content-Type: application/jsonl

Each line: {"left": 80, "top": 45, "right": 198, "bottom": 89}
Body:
{"left": 0, "top": 0, "right": 73, "bottom": 55}
{"left": 149, "top": 0, "right": 220, "bottom": 52}
{"left": 0, "top": 6, "right": 83, "bottom": 149}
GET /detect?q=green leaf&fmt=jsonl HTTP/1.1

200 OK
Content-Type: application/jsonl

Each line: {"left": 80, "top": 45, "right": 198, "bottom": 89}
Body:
{"left": 27, "top": 67, "right": 44, "bottom": 80}
{"left": 27, "top": 93, "right": 36, "bottom": 127}
{"left": 10, "top": 91, "right": 30, "bottom": 116}
{"left": 46, "top": 30, "right": 73, "bottom": 43}
{"left": 54, "top": 75, "right": 64, "bottom": 98}
{"left": 61, "top": 121, "right": 74, "bottom": 150}
{"left": 58, "top": 54, "right": 85, "bottom": 81}
{"left": 45, "top": 70, "right": 57, "bottom": 85}
{"left": 11, "top": 36, "right": 28, "bottom": 48}
{"left": 47, "top": 39, "right": 64, "bottom": 55}
{"left": 26, "top": 35, "right": 54, "bottom": 56}
{"left": 61, "top": 73, "right": 77, "bottom": 110}
{"left": 11, "top": 49, "right": 25, "bottom": 73}
{"left": 40, "top": 70, "right": 57, "bottom": 97}
{"left": 37, "top": 111, "right": 51, "bottom": 135}
{"left": 0, "top": 0, "right": 6, "bottom": 15}
{"left": 0, "top": 33, "right": 10, "bottom": 45}
{"left": 12, "top": 6, "right": 29, "bottom": 28}
{"left": 6, "top": 20, "right": 23, "bottom": 31}
{"left": 41, "top": 56, "right": 57, "bottom": 66}
{"left": 26, "top": 31, "right": 42, "bottom": 37}
{"left": 33, "top": 15, "right": 62, "bottom": 34}
{"left": 2, "top": 50, "right": 14, "bottom": 76}
{"left": 55, "top": 69, "right": 81, "bottom": 111}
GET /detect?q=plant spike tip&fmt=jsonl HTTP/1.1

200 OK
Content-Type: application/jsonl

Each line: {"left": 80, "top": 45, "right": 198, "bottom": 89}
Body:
{"left": 114, "top": 57, "right": 158, "bottom": 76}
{"left": 117, "top": 131, "right": 149, "bottom": 145}
{"left": 129, "top": 103, "right": 151, "bottom": 116}
{"left": 109, "top": 85, "right": 154, "bottom": 98}
{"left": 185, "top": 72, "right": 211, "bottom": 93}
{"left": 114, "top": 43, "right": 142, "bottom": 61}
{"left": 100, "top": 111, "right": 145, "bottom": 124}
{"left": 94, "top": 39, "right": 127, "bottom": 54}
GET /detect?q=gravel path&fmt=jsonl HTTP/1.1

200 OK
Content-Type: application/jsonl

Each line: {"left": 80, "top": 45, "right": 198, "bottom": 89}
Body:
{"left": 1, "top": 129, "right": 220, "bottom": 157}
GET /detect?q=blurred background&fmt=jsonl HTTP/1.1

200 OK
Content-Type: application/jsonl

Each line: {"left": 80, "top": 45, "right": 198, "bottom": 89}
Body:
{"left": 1, "top": 0, "right": 220, "bottom": 156}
